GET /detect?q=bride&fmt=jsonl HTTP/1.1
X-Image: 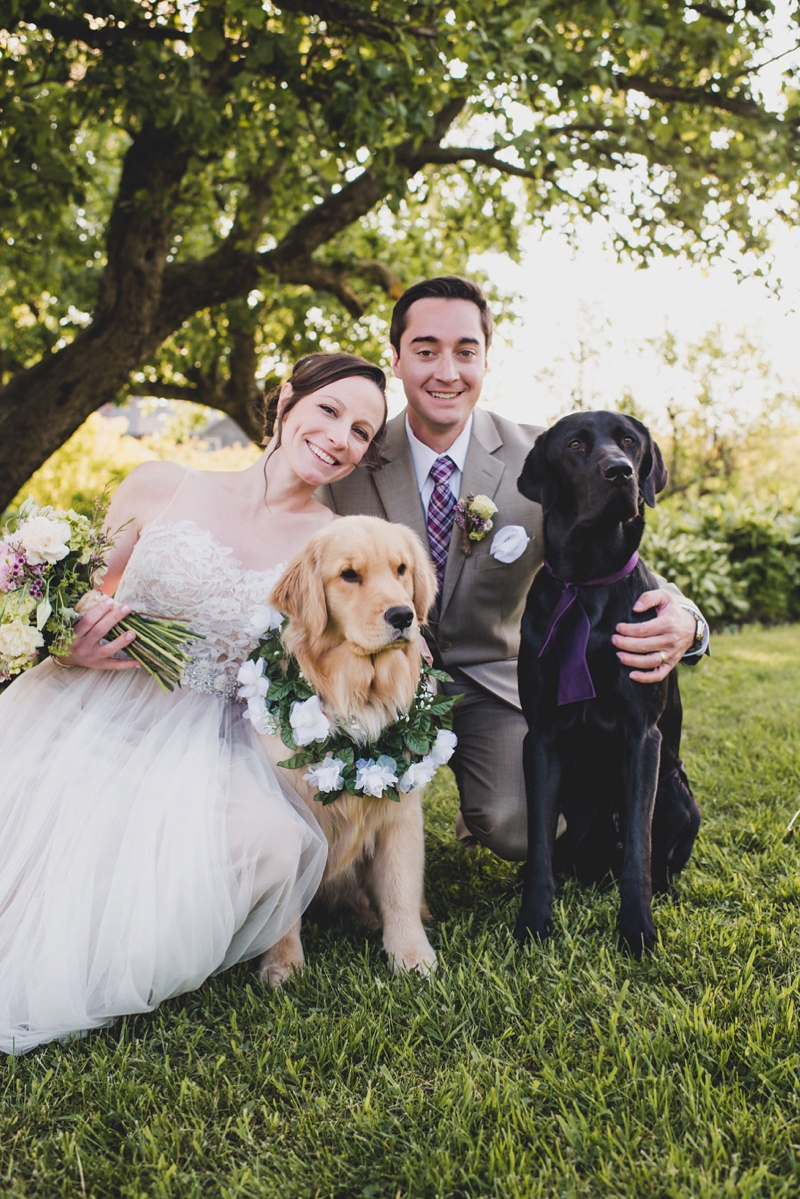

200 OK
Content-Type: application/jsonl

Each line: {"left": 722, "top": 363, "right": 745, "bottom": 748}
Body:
{"left": 0, "top": 351, "right": 388, "bottom": 1055}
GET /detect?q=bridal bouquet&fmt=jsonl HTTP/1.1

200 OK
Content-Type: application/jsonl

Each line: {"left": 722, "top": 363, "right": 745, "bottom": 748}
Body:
{"left": 238, "top": 621, "right": 459, "bottom": 804}
{"left": 0, "top": 497, "right": 201, "bottom": 692}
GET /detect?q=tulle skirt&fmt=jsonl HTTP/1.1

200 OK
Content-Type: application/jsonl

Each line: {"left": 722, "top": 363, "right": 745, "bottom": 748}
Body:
{"left": 0, "top": 661, "right": 327, "bottom": 1054}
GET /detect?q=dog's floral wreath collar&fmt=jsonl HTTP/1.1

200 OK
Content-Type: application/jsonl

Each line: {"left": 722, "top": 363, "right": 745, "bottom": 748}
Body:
{"left": 239, "top": 627, "right": 460, "bottom": 805}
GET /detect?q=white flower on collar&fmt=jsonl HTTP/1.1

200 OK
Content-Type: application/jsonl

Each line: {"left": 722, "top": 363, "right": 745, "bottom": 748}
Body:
{"left": 289, "top": 695, "right": 331, "bottom": 745}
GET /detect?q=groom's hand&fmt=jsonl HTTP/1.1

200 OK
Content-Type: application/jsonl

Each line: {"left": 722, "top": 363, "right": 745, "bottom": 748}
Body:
{"left": 612, "top": 590, "right": 696, "bottom": 683}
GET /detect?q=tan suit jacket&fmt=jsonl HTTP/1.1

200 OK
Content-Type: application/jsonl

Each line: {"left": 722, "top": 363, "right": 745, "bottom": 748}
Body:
{"left": 323, "top": 407, "right": 544, "bottom": 709}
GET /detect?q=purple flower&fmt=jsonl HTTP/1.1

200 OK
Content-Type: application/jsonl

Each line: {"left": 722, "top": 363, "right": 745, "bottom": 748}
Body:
{"left": 0, "top": 541, "right": 23, "bottom": 593}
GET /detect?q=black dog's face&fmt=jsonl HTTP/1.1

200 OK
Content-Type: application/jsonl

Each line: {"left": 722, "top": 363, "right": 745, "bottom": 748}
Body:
{"left": 518, "top": 411, "right": 667, "bottom": 522}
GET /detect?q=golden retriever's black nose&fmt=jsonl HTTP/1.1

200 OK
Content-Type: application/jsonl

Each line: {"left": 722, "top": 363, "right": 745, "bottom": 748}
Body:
{"left": 385, "top": 606, "right": 415, "bottom": 631}
{"left": 603, "top": 460, "right": 634, "bottom": 484}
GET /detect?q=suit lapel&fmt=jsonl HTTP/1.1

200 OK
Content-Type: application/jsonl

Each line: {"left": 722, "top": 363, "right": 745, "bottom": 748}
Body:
{"left": 440, "top": 409, "right": 506, "bottom": 616}
{"left": 372, "top": 414, "right": 428, "bottom": 544}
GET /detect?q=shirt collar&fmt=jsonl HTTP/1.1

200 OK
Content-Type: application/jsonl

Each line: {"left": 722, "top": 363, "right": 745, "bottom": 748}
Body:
{"left": 404, "top": 414, "right": 474, "bottom": 492}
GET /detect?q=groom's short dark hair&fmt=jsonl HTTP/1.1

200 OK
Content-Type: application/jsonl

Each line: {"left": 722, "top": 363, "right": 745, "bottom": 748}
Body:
{"left": 390, "top": 276, "right": 494, "bottom": 353}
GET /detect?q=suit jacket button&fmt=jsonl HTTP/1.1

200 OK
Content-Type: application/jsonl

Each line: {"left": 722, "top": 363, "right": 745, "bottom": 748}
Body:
{"left": 440, "top": 640, "right": 453, "bottom": 652}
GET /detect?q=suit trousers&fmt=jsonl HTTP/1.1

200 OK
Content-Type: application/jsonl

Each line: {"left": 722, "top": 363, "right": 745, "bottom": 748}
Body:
{"left": 440, "top": 667, "right": 529, "bottom": 862}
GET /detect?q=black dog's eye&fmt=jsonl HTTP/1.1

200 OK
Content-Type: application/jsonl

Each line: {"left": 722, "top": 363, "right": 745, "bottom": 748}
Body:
{"left": 341, "top": 568, "right": 361, "bottom": 583}
{"left": 567, "top": 438, "right": 582, "bottom": 451}
{"left": 621, "top": 435, "right": 635, "bottom": 446}
{"left": 397, "top": 563, "right": 407, "bottom": 576}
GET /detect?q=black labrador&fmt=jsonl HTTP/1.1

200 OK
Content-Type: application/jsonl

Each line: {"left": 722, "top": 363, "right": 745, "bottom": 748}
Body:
{"left": 515, "top": 411, "right": 700, "bottom": 957}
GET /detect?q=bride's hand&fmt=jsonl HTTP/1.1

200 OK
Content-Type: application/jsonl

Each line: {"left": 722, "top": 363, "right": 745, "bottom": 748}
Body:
{"left": 54, "top": 596, "right": 141, "bottom": 672}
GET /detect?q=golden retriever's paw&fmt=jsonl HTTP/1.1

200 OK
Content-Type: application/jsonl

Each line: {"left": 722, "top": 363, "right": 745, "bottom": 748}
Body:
{"left": 259, "top": 955, "right": 304, "bottom": 989}
{"left": 386, "top": 937, "right": 438, "bottom": 978}
{"left": 258, "top": 926, "right": 305, "bottom": 989}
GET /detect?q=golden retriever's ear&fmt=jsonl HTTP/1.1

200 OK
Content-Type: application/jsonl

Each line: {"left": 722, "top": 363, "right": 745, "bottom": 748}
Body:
{"left": 406, "top": 530, "right": 437, "bottom": 623}
{"left": 270, "top": 545, "right": 328, "bottom": 639}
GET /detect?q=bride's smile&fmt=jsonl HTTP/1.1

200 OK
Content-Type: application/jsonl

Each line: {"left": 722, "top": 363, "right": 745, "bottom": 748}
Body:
{"left": 276, "top": 375, "right": 386, "bottom": 486}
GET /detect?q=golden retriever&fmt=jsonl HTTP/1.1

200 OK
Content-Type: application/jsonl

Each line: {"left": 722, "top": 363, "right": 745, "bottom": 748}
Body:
{"left": 257, "top": 515, "right": 440, "bottom": 987}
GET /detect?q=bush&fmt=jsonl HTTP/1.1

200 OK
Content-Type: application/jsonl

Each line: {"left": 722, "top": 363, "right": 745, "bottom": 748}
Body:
{"left": 643, "top": 495, "right": 800, "bottom": 626}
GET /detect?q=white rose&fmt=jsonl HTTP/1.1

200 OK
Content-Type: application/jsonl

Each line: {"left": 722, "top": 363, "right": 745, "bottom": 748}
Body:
{"left": 18, "top": 515, "right": 72, "bottom": 565}
{"left": 304, "top": 756, "right": 347, "bottom": 793}
{"left": 237, "top": 657, "right": 270, "bottom": 701}
{"left": 489, "top": 525, "right": 531, "bottom": 564}
{"left": 428, "top": 728, "right": 458, "bottom": 765}
{"left": 246, "top": 604, "right": 284, "bottom": 638}
{"left": 243, "top": 695, "right": 279, "bottom": 736}
{"left": 0, "top": 620, "right": 44, "bottom": 661}
{"left": 398, "top": 757, "right": 438, "bottom": 794}
{"left": 289, "top": 695, "right": 331, "bottom": 746}
{"left": 355, "top": 755, "right": 398, "bottom": 798}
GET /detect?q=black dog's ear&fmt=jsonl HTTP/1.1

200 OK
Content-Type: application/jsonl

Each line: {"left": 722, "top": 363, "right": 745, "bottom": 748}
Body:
{"left": 517, "top": 430, "right": 558, "bottom": 512}
{"left": 627, "top": 417, "right": 668, "bottom": 507}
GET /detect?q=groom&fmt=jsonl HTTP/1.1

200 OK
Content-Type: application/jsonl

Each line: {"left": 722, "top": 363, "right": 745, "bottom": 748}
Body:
{"left": 323, "top": 276, "right": 707, "bottom": 860}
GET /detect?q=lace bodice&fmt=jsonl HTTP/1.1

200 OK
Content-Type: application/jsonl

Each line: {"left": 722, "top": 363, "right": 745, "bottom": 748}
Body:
{"left": 116, "top": 520, "right": 284, "bottom": 700}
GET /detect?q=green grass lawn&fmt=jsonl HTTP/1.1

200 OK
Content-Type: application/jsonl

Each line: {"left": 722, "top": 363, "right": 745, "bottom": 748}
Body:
{"left": 2, "top": 626, "right": 799, "bottom": 1198}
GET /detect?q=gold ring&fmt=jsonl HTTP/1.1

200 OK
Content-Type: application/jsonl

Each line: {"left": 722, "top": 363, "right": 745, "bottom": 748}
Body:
{"left": 659, "top": 651, "right": 667, "bottom": 665}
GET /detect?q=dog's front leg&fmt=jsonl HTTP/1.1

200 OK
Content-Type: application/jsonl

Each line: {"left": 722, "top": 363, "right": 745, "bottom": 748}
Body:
{"left": 617, "top": 728, "right": 661, "bottom": 958}
{"left": 366, "top": 797, "right": 437, "bottom": 977}
{"left": 258, "top": 919, "right": 305, "bottom": 988}
{"left": 514, "top": 731, "right": 562, "bottom": 946}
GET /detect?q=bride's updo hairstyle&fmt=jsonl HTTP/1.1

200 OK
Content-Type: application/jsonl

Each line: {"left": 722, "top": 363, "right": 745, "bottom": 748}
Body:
{"left": 262, "top": 352, "right": 388, "bottom": 470}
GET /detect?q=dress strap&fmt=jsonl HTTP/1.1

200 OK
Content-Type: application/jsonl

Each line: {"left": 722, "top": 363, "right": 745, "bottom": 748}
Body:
{"left": 148, "top": 466, "right": 197, "bottom": 530}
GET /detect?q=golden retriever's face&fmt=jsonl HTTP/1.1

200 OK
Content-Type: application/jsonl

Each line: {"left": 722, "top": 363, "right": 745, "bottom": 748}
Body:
{"left": 272, "top": 516, "right": 437, "bottom": 655}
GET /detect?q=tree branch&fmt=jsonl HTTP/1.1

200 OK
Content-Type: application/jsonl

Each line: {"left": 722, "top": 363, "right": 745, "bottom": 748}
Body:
{"left": 618, "top": 74, "right": 771, "bottom": 121}
{"left": 276, "top": 0, "right": 436, "bottom": 42}
{"left": 418, "top": 145, "right": 545, "bottom": 179}
{"left": 269, "top": 96, "right": 468, "bottom": 267}
{"left": 125, "top": 380, "right": 206, "bottom": 404}
{"left": 15, "top": 5, "right": 192, "bottom": 48}
{"left": 686, "top": 4, "right": 736, "bottom": 24}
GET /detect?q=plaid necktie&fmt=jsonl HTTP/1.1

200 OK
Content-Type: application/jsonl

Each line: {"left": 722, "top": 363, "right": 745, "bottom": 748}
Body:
{"left": 427, "top": 456, "right": 457, "bottom": 596}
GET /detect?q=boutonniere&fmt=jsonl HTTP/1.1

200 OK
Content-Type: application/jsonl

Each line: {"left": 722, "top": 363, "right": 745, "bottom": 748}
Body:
{"left": 454, "top": 493, "right": 498, "bottom": 556}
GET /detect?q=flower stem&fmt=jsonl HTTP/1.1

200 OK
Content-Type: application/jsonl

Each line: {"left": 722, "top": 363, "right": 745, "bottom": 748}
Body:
{"left": 106, "top": 615, "right": 205, "bottom": 693}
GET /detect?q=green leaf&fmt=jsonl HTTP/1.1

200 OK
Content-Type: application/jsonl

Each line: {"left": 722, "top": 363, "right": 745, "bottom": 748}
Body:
{"left": 403, "top": 731, "right": 431, "bottom": 756}
{"left": 277, "top": 751, "right": 314, "bottom": 770}
{"left": 194, "top": 28, "right": 226, "bottom": 61}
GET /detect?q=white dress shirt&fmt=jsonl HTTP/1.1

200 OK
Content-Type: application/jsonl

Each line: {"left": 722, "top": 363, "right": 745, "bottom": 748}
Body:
{"left": 405, "top": 414, "right": 474, "bottom": 515}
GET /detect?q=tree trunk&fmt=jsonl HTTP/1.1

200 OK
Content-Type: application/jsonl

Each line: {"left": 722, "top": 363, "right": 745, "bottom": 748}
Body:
{"left": 1, "top": 123, "right": 190, "bottom": 510}
{"left": 0, "top": 100, "right": 467, "bottom": 512}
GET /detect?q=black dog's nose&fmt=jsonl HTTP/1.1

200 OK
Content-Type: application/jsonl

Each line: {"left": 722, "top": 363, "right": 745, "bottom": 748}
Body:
{"left": 385, "top": 605, "right": 414, "bottom": 631}
{"left": 603, "top": 460, "right": 634, "bottom": 484}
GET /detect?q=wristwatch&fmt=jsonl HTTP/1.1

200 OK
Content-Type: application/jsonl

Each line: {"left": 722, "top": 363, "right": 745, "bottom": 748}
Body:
{"left": 680, "top": 604, "right": 707, "bottom": 654}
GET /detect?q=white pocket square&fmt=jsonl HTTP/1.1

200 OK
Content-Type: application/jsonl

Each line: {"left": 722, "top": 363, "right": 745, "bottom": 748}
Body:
{"left": 489, "top": 525, "right": 530, "bottom": 564}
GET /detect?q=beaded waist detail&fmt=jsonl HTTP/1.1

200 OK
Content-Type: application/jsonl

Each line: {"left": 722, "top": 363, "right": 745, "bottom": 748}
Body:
{"left": 181, "top": 658, "right": 240, "bottom": 702}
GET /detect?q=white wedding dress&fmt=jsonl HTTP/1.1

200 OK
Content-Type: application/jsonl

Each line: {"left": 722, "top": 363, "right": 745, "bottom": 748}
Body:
{"left": 0, "top": 482, "right": 328, "bottom": 1055}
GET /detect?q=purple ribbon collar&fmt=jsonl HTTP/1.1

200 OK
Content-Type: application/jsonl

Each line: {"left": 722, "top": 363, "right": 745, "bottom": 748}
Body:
{"left": 539, "top": 552, "right": 639, "bottom": 706}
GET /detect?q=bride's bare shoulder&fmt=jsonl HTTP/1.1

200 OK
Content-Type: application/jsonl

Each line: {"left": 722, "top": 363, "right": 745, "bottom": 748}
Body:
{"left": 123, "top": 459, "right": 185, "bottom": 491}
{"left": 110, "top": 461, "right": 187, "bottom": 524}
